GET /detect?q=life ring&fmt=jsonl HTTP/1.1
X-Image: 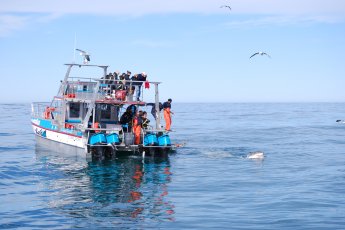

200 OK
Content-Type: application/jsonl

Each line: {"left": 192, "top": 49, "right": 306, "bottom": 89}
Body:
{"left": 44, "top": 107, "right": 55, "bottom": 119}
{"left": 44, "top": 108, "right": 50, "bottom": 119}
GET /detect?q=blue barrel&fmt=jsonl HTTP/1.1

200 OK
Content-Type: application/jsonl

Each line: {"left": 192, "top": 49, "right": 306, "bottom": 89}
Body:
{"left": 89, "top": 133, "right": 107, "bottom": 145}
{"left": 106, "top": 133, "right": 120, "bottom": 145}
{"left": 158, "top": 134, "right": 171, "bottom": 146}
{"left": 144, "top": 133, "right": 158, "bottom": 146}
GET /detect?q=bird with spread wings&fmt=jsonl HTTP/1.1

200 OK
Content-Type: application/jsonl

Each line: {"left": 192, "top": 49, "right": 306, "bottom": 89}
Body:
{"left": 220, "top": 5, "right": 231, "bottom": 11}
{"left": 76, "top": 49, "right": 91, "bottom": 64}
{"left": 250, "top": 52, "right": 271, "bottom": 59}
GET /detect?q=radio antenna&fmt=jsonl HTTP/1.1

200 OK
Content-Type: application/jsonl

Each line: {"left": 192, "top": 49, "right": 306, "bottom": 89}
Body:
{"left": 73, "top": 32, "right": 77, "bottom": 63}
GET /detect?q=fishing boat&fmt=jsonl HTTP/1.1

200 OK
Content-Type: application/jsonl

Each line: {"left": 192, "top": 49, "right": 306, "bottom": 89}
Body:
{"left": 31, "top": 62, "right": 174, "bottom": 159}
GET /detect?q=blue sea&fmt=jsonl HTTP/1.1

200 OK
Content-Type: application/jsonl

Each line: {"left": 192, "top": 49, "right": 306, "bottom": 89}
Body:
{"left": 1, "top": 103, "right": 345, "bottom": 229}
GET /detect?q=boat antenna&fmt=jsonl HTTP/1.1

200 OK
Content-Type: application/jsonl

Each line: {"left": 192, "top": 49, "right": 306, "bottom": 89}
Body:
{"left": 73, "top": 32, "right": 77, "bottom": 63}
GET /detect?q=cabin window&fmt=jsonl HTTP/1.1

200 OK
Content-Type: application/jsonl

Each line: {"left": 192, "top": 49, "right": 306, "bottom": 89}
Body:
{"left": 69, "top": 103, "right": 80, "bottom": 118}
{"left": 100, "top": 104, "right": 111, "bottom": 119}
{"left": 94, "top": 104, "right": 119, "bottom": 122}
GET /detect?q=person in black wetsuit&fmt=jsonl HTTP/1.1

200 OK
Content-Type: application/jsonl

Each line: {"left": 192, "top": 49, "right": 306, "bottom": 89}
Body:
{"left": 135, "top": 72, "right": 147, "bottom": 101}
{"left": 120, "top": 105, "right": 137, "bottom": 132}
{"left": 146, "top": 102, "right": 163, "bottom": 120}
{"left": 141, "top": 111, "right": 150, "bottom": 129}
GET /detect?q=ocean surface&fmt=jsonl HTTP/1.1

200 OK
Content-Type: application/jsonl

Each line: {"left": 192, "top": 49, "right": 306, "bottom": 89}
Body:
{"left": 1, "top": 103, "right": 345, "bottom": 229}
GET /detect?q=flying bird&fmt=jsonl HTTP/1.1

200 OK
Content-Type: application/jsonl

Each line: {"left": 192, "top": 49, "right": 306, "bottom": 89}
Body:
{"left": 250, "top": 52, "right": 271, "bottom": 59}
{"left": 76, "top": 48, "right": 90, "bottom": 64}
{"left": 220, "top": 5, "right": 231, "bottom": 11}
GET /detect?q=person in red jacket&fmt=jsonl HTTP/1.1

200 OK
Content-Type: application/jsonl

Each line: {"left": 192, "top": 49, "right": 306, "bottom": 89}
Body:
{"left": 132, "top": 111, "right": 143, "bottom": 144}
{"left": 163, "top": 99, "right": 174, "bottom": 131}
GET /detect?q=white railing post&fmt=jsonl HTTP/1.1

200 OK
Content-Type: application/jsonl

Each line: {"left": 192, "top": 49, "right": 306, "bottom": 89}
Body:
{"left": 154, "top": 83, "right": 161, "bottom": 130}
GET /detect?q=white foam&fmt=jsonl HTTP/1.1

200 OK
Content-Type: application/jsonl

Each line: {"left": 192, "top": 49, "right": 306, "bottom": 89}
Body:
{"left": 246, "top": 151, "right": 265, "bottom": 160}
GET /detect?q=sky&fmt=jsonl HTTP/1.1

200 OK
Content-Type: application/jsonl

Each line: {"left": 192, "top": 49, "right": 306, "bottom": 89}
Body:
{"left": 1, "top": 0, "right": 345, "bottom": 103}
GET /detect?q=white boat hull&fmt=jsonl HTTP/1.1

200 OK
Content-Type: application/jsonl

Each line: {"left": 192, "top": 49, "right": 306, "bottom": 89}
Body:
{"left": 31, "top": 121, "right": 85, "bottom": 149}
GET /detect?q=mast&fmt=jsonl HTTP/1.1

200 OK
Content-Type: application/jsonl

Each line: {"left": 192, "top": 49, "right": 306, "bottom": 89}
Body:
{"left": 154, "top": 83, "right": 161, "bottom": 130}
{"left": 51, "top": 64, "right": 73, "bottom": 105}
{"left": 82, "top": 65, "right": 108, "bottom": 128}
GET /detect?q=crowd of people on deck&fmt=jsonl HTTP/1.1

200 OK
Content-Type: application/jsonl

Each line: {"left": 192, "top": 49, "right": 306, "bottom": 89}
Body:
{"left": 102, "top": 70, "right": 148, "bottom": 102}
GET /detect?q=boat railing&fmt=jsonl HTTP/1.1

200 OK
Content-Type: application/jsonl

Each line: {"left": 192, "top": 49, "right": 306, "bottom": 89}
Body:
{"left": 85, "top": 127, "right": 168, "bottom": 147}
{"left": 84, "top": 127, "right": 166, "bottom": 135}
{"left": 31, "top": 102, "right": 50, "bottom": 119}
{"left": 62, "top": 80, "right": 98, "bottom": 100}
{"left": 31, "top": 102, "right": 83, "bottom": 136}
{"left": 31, "top": 101, "right": 65, "bottom": 124}
{"left": 62, "top": 78, "right": 158, "bottom": 102}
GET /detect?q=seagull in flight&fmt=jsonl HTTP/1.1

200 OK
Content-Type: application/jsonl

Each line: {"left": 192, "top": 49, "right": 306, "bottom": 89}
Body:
{"left": 220, "top": 5, "right": 231, "bottom": 11}
{"left": 250, "top": 52, "right": 271, "bottom": 59}
{"left": 76, "top": 48, "right": 90, "bottom": 64}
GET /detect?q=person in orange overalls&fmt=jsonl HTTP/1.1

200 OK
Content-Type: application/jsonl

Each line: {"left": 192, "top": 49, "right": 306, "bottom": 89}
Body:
{"left": 163, "top": 99, "right": 174, "bottom": 131}
{"left": 132, "top": 111, "right": 143, "bottom": 144}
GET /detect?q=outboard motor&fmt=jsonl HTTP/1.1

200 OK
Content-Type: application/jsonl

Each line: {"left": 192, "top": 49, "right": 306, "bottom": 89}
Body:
{"left": 89, "top": 133, "right": 107, "bottom": 145}
{"left": 89, "top": 133, "right": 107, "bottom": 159}
{"left": 106, "top": 133, "right": 120, "bottom": 145}
{"left": 157, "top": 134, "right": 171, "bottom": 146}
{"left": 144, "top": 133, "right": 158, "bottom": 146}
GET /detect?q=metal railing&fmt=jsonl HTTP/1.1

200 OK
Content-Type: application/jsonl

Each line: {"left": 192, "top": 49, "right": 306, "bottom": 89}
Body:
{"left": 62, "top": 78, "right": 153, "bottom": 102}
{"left": 31, "top": 101, "right": 65, "bottom": 122}
{"left": 31, "top": 102, "right": 50, "bottom": 119}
